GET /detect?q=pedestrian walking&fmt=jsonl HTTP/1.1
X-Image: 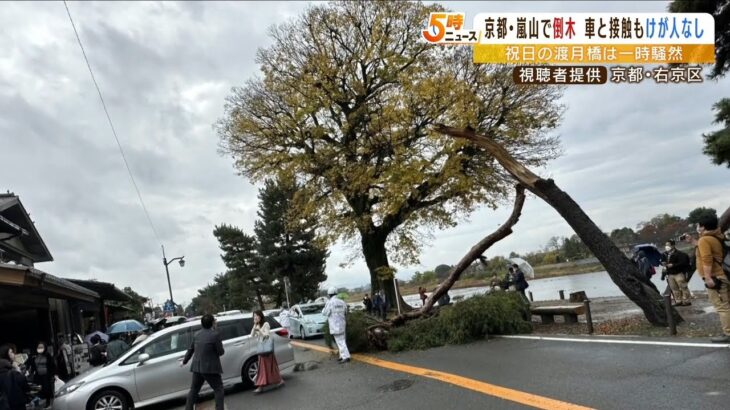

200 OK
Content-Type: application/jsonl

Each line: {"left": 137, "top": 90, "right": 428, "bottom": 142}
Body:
{"left": 511, "top": 264, "right": 530, "bottom": 302}
{"left": 55, "top": 334, "right": 73, "bottom": 382}
{"left": 0, "top": 344, "right": 30, "bottom": 410}
{"left": 277, "top": 308, "right": 291, "bottom": 334}
{"left": 379, "top": 290, "right": 389, "bottom": 320}
{"left": 418, "top": 287, "right": 427, "bottom": 307}
{"left": 661, "top": 240, "right": 692, "bottom": 306}
{"left": 182, "top": 314, "right": 225, "bottom": 410}
{"left": 362, "top": 294, "right": 373, "bottom": 314}
{"left": 323, "top": 287, "right": 350, "bottom": 363}
{"left": 372, "top": 291, "right": 383, "bottom": 319}
{"left": 693, "top": 215, "right": 730, "bottom": 343}
{"left": 105, "top": 333, "right": 130, "bottom": 363}
{"left": 88, "top": 335, "right": 106, "bottom": 367}
{"left": 251, "top": 310, "right": 284, "bottom": 394}
{"left": 26, "top": 342, "right": 55, "bottom": 409}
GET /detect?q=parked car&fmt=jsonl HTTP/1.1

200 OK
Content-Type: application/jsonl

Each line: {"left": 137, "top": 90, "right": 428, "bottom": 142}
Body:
{"left": 263, "top": 308, "right": 282, "bottom": 318}
{"left": 161, "top": 316, "right": 188, "bottom": 328}
{"left": 53, "top": 313, "right": 294, "bottom": 410}
{"left": 215, "top": 310, "right": 245, "bottom": 317}
{"left": 288, "top": 303, "right": 327, "bottom": 339}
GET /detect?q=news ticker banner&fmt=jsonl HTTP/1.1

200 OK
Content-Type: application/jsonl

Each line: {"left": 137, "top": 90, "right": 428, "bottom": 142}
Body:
{"left": 422, "top": 12, "right": 715, "bottom": 65}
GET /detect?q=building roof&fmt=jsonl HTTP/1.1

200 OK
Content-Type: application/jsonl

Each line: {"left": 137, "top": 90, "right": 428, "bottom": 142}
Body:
{"left": 66, "top": 279, "right": 133, "bottom": 302}
{"left": 0, "top": 193, "right": 53, "bottom": 264}
{"left": 0, "top": 262, "right": 99, "bottom": 302}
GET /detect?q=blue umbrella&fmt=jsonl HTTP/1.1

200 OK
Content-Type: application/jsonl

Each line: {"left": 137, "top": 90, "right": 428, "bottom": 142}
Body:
{"left": 107, "top": 319, "right": 146, "bottom": 335}
{"left": 632, "top": 244, "right": 663, "bottom": 267}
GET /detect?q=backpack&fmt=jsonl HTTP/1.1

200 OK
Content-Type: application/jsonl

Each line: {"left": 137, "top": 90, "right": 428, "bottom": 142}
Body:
{"left": 710, "top": 235, "right": 730, "bottom": 275}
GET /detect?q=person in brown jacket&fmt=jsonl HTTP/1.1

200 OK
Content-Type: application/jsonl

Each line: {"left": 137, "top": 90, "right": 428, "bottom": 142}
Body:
{"left": 694, "top": 214, "right": 730, "bottom": 343}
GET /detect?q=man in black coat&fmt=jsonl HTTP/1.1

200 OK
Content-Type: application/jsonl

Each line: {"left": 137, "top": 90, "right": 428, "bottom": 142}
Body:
{"left": 661, "top": 240, "right": 692, "bottom": 306}
{"left": 512, "top": 264, "right": 530, "bottom": 302}
{"left": 182, "top": 314, "right": 225, "bottom": 410}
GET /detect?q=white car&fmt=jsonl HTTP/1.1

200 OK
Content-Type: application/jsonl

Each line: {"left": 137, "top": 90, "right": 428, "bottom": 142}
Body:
{"left": 53, "top": 313, "right": 294, "bottom": 410}
{"left": 288, "top": 303, "right": 327, "bottom": 339}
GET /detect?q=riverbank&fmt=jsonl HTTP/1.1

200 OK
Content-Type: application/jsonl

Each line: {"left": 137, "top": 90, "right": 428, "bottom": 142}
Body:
{"left": 345, "top": 261, "right": 605, "bottom": 303}
{"left": 531, "top": 293, "right": 724, "bottom": 338}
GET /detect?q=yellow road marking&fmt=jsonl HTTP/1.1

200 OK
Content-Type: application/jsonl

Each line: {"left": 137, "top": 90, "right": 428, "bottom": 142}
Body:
{"left": 290, "top": 340, "right": 594, "bottom": 410}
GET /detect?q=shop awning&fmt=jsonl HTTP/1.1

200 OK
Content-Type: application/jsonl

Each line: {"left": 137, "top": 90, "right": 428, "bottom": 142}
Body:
{"left": 0, "top": 263, "right": 99, "bottom": 302}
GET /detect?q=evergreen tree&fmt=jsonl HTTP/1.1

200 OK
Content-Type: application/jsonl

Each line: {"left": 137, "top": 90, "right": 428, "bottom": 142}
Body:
{"left": 213, "top": 224, "right": 271, "bottom": 310}
{"left": 255, "top": 178, "right": 328, "bottom": 307}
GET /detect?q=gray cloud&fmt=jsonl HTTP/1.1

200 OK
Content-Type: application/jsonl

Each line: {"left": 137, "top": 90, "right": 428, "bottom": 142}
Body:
{"left": 1, "top": 1, "right": 728, "bottom": 301}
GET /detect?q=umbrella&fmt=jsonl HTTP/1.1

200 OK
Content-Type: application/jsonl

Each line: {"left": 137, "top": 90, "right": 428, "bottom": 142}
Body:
{"left": 632, "top": 244, "right": 663, "bottom": 267}
{"left": 509, "top": 257, "right": 535, "bottom": 279}
{"left": 84, "top": 331, "right": 109, "bottom": 344}
{"left": 107, "top": 319, "right": 146, "bottom": 335}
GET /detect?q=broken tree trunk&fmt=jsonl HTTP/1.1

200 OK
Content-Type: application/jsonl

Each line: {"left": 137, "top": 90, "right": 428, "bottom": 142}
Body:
{"left": 434, "top": 124, "right": 680, "bottom": 326}
{"left": 390, "top": 184, "right": 526, "bottom": 326}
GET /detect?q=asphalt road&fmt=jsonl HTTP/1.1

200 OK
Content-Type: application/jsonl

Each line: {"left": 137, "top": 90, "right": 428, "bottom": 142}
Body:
{"left": 152, "top": 336, "right": 730, "bottom": 410}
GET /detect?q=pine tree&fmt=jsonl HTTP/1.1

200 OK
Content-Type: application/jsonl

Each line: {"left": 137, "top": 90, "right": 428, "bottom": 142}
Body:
{"left": 213, "top": 224, "right": 271, "bottom": 310}
{"left": 255, "top": 178, "right": 328, "bottom": 307}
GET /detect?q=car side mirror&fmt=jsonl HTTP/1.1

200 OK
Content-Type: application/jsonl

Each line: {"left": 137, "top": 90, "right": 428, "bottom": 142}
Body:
{"left": 138, "top": 353, "right": 150, "bottom": 365}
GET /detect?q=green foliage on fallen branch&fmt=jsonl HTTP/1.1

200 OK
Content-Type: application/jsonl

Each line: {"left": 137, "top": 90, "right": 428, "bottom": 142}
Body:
{"left": 324, "top": 291, "right": 531, "bottom": 353}
{"left": 323, "top": 311, "right": 381, "bottom": 353}
{"left": 387, "top": 291, "right": 532, "bottom": 352}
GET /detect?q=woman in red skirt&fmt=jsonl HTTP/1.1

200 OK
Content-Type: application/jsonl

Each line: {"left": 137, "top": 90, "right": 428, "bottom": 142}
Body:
{"left": 251, "top": 310, "right": 284, "bottom": 393}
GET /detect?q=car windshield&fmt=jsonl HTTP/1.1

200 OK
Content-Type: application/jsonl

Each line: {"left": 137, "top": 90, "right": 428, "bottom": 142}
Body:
{"left": 300, "top": 305, "right": 324, "bottom": 315}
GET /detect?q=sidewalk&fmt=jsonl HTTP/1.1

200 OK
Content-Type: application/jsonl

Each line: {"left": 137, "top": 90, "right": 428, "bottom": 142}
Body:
{"left": 530, "top": 292, "right": 724, "bottom": 338}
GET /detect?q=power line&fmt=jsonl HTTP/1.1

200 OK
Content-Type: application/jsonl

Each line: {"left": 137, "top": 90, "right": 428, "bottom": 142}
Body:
{"left": 63, "top": 1, "right": 162, "bottom": 245}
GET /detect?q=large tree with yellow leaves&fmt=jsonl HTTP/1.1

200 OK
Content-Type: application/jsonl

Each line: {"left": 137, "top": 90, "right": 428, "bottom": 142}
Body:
{"left": 217, "top": 1, "right": 563, "bottom": 307}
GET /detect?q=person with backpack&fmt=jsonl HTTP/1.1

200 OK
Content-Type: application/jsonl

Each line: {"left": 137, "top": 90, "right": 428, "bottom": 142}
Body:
{"left": 695, "top": 214, "right": 730, "bottom": 343}
{"left": 0, "top": 344, "right": 30, "bottom": 410}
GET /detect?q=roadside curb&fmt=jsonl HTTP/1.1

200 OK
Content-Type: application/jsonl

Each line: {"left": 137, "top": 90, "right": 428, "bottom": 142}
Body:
{"left": 499, "top": 334, "right": 730, "bottom": 348}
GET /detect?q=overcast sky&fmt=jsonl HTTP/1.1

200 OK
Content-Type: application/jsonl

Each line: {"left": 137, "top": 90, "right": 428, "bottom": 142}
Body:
{"left": 1, "top": 1, "right": 728, "bottom": 306}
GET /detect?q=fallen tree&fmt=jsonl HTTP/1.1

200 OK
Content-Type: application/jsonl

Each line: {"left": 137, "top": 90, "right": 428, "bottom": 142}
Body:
{"left": 434, "top": 124, "right": 681, "bottom": 327}
{"left": 389, "top": 184, "right": 526, "bottom": 326}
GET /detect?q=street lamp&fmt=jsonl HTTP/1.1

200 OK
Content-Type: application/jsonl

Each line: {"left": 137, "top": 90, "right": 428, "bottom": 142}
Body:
{"left": 162, "top": 245, "right": 185, "bottom": 306}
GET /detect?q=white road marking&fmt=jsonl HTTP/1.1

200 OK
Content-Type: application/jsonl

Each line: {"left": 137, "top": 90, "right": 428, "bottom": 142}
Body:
{"left": 499, "top": 335, "right": 730, "bottom": 348}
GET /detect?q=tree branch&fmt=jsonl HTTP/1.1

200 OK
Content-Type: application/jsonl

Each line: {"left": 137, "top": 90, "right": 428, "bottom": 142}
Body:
{"left": 390, "top": 184, "right": 526, "bottom": 325}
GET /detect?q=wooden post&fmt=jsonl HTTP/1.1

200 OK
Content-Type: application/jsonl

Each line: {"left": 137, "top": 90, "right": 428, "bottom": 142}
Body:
{"left": 664, "top": 295, "right": 677, "bottom": 336}
{"left": 584, "top": 300, "right": 594, "bottom": 335}
{"left": 559, "top": 290, "right": 565, "bottom": 300}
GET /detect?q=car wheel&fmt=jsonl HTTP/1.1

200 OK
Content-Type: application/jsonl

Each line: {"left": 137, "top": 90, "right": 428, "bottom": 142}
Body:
{"left": 300, "top": 325, "right": 307, "bottom": 340}
{"left": 88, "top": 389, "right": 129, "bottom": 410}
{"left": 242, "top": 357, "right": 258, "bottom": 388}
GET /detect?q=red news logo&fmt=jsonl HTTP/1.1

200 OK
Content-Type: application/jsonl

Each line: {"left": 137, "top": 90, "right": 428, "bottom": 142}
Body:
{"left": 422, "top": 12, "right": 465, "bottom": 43}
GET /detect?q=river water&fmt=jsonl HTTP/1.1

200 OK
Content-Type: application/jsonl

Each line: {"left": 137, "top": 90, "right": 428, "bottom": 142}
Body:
{"left": 399, "top": 270, "right": 708, "bottom": 308}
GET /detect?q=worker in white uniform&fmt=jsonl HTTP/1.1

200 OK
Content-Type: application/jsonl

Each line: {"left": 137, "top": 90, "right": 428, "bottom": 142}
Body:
{"left": 322, "top": 286, "right": 350, "bottom": 363}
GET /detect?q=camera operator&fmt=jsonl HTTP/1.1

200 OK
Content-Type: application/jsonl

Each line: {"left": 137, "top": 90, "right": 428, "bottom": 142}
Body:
{"left": 661, "top": 240, "right": 692, "bottom": 306}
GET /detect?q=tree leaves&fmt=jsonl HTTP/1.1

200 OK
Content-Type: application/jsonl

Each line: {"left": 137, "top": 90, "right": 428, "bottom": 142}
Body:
{"left": 217, "top": 1, "right": 563, "bottom": 269}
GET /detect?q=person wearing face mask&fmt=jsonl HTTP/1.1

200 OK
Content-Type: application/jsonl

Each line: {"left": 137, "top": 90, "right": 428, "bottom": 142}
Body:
{"left": 694, "top": 214, "right": 730, "bottom": 342}
{"left": 25, "top": 342, "right": 56, "bottom": 409}
{"left": 661, "top": 240, "right": 692, "bottom": 306}
{"left": 0, "top": 344, "right": 31, "bottom": 410}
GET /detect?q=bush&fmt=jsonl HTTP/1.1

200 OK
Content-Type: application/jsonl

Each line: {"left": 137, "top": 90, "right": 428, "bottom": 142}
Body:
{"left": 323, "top": 311, "right": 380, "bottom": 353}
{"left": 387, "top": 291, "right": 532, "bottom": 352}
{"left": 324, "top": 291, "right": 532, "bottom": 353}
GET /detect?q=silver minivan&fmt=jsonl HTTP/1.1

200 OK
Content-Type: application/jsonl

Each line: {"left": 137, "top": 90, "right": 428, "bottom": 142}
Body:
{"left": 54, "top": 314, "right": 295, "bottom": 410}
